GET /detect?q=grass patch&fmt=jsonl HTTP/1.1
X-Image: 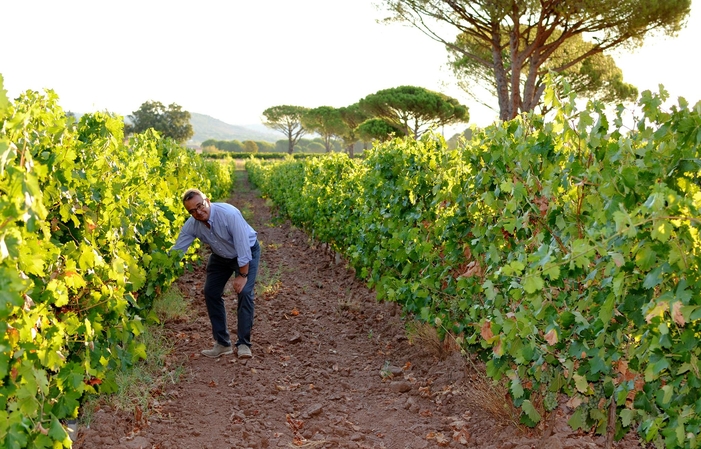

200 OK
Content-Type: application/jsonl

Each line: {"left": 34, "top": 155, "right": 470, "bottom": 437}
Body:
{"left": 79, "top": 285, "right": 189, "bottom": 426}
{"left": 150, "top": 284, "right": 189, "bottom": 323}
{"left": 406, "top": 321, "right": 454, "bottom": 360}
{"left": 256, "top": 259, "right": 282, "bottom": 299}
{"left": 405, "top": 320, "right": 519, "bottom": 426}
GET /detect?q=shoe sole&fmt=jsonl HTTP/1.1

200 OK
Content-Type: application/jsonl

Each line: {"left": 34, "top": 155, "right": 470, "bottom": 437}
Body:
{"left": 201, "top": 348, "right": 233, "bottom": 358}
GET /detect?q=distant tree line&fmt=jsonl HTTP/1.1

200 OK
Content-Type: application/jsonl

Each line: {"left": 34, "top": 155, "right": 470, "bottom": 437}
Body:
{"left": 200, "top": 139, "right": 274, "bottom": 153}
{"left": 262, "top": 85, "right": 470, "bottom": 156}
{"left": 200, "top": 137, "right": 365, "bottom": 155}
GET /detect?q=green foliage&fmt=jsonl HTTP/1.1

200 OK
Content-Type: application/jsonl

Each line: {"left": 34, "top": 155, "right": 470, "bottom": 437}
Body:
{"left": 126, "top": 100, "right": 194, "bottom": 144}
{"left": 201, "top": 139, "right": 274, "bottom": 153}
{"left": 0, "top": 82, "right": 233, "bottom": 447}
{"left": 357, "top": 118, "right": 405, "bottom": 142}
{"left": 301, "top": 106, "right": 347, "bottom": 153}
{"left": 243, "top": 140, "right": 258, "bottom": 154}
{"left": 383, "top": 0, "right": 691, "bottom": 119}
{"left": 450, "top": 31, "right": 639, "bottom": 113}
{"left": 274, "top": 137, "right": 342, "bottom": 154}
{"left": 338, "top": 104, "right": 370, "bottom": 157}
{"left": 202, "top": 139, "right": 244, "bottom": 152}
{"left": 358, "top": 85, "right": 469, "bottom": 138}
{"left": 248, "top": 79, "right": 701, "bottom": 447}
{"left": 203, "top": 152, "right": 320, "bottom": 161}
{"left": 262, "top": 105, "right": 309, "bottom": 154}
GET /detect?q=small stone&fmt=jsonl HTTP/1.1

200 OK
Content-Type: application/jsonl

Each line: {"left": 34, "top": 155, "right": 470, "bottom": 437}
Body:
{"left": 304, "top": 403, "right": 324, "bottom": 417}
{"left": 289, "top": 333, "right": 302, "bottom": 343}
{"left": 387, "top": 365, "right": 404, "bottom": 375}
{"left": 123, "top": 436, "right": 151, "bottom": 449}
{"left": 390, "top": 381, "right": 412, "bottom": 393}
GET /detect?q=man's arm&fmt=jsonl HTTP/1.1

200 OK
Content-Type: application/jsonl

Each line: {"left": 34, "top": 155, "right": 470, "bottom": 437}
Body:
{"left": 227, "top": 208, "right": 253, "bottom": 266}
{"left": 171, "top": 218, "right": 196, "bottom": 257}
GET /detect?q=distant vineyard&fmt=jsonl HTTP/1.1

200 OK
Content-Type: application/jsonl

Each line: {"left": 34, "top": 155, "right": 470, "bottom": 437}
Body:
{"left": 0, "top": 81, "right": 234, "bottom": 448}
{"left": 247, "top": 81, "right": 701, "bottom": 448}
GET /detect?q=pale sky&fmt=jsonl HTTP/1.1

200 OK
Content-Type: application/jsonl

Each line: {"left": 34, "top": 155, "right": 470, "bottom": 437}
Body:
{"left": 2, "top": 1, "right": 700, "bottom": 130}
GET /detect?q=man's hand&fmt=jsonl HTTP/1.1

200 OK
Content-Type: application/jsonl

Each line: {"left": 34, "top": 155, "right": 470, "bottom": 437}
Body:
{"left": 233, "top": 276, "right": 247, "bottom": 294}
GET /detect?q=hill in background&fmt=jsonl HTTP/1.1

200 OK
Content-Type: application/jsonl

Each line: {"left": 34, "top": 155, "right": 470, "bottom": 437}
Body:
{"left": 189, "top": 113, "right": 283, "bottom": 145}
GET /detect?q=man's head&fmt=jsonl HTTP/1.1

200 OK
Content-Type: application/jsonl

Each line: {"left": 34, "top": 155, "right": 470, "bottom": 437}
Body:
{"left": 182, "top": 188, "right": 211, "bottom": 222}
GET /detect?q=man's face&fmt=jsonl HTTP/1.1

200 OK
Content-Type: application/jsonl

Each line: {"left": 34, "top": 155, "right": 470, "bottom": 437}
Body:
{"left": 184, "top": 195, "right": 211, "bottom": 222}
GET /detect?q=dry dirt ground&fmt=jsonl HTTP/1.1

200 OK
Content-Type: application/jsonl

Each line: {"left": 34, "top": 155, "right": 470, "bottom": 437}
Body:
{"left": 73, "top": 168, "right": 650, "bottom": 449}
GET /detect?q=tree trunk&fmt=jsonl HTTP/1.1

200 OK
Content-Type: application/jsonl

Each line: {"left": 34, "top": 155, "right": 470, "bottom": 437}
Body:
{"left": 508, "top": 9, "right": 522, "bottom": 119}
{"left": 288, "top": 136, "right": 294, "bottom": 154}
{"left": 491, "top": 26, "right": 511, "bottom": 121}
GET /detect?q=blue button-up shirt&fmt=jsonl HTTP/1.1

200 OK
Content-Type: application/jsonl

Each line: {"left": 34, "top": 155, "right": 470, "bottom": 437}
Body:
{"left": 172, "top": 202, "right": 257, "bottom": 266}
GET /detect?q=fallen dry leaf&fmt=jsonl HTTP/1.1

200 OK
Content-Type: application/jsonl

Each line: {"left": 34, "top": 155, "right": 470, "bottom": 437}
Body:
{"left": 566, "top": 396, "right": 583, "bottom": 408}
{"left": 437, "top": 434, "right": 450, "bottom": 446}
{"left": 453, "top": 428, "right": 470, "bottom": 444}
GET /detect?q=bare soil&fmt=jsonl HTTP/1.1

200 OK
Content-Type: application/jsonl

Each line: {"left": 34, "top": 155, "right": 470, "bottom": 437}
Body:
{"left": 72, "top": 168, "right": 649, "bottom": 449}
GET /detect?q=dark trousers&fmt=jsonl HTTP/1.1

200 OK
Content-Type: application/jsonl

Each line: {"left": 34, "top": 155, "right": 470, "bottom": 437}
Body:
{"left": 203, "top": 241, "right": 260, "bottom": 348}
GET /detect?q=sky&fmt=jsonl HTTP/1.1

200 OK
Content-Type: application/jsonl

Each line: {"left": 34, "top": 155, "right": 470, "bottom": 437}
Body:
{"left": 2, "top": 1, "right": 700, "bottom": 131}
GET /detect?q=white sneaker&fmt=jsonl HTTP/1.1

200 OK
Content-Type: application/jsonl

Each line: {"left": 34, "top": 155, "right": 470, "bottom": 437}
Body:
{"left": 237, "top": 345, "right": 252, "bottom": 359}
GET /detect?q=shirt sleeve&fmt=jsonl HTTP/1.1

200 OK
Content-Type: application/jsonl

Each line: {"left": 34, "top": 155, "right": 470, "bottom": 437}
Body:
{"left": 228, "top": 209, "right": 253, "bottom": 266}
{"left": 171, "top": 218, "right": 196, "bottom": 257}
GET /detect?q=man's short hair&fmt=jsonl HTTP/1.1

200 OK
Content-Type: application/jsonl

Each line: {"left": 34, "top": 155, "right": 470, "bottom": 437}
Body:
{"left": 182, "top": 188, "right": 206, "bottom": 203}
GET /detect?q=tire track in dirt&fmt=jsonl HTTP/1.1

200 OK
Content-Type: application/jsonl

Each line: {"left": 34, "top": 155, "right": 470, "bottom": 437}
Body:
{"left": 74, "top": 165, "right": 647, "bottom": 449}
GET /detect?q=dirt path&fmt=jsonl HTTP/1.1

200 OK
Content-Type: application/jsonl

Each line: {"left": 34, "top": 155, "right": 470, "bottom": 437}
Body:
{"left": 73, "top": 167, "right": 647, "bottom": 449}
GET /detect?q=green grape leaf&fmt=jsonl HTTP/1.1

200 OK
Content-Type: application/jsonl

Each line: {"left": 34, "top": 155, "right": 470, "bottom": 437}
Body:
{"left": 635, "top": 246, "right": 657, "bottom": 271}
{"left": 523, "top": 274, "right": 544, "bottom": 294}
{"left": 568, "top": 408, "right": 586, "bottom": 430}
{"left": 620, "top": 409, "right": 636, "bottom": 427}
{"left": 48, "top": 416, "right": 69, "bottom": 442}
{"left": 643, "top": 267, "right": 664, "bottom": 290}
{"left": 543, "top": 263, "right": 560, "bottom": 280}
{"left": 521, "top": 400, "right": 541, "bottom": 424}
{"left": 511, "top": 378, "right": 524, "bottom": 399}
{"left": 651, "top": 221, "right": 672, "bottom": 242}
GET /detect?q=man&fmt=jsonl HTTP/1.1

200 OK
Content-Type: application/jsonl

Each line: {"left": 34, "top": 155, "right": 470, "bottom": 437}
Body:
{"left": 172, "top": 188, "right": 260, "bottom": 359}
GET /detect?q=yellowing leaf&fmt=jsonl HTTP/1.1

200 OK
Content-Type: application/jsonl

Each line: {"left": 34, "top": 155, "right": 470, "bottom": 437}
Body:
{"left": 480, "top": 321, "right": 494, "bottom": 341}
{"left": 610, "top": 252, "right": 625, "bottom": 267}
{"left": 651, "top": 221, "right": 672, "bottom": 242}
{"left": 645, "top": 302, "right": 666, "bottom": 324}
{"left": 493, "top": 337, "right": 504, "bottom": 357}
{"left": 544, "top": 329, "right": 558, "bottom": 345}
{"left": 671, "top": 302, "right": 685, "bottom": 326}
{"left": 573, "top": 374, "right": 589, "bottom": 394}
